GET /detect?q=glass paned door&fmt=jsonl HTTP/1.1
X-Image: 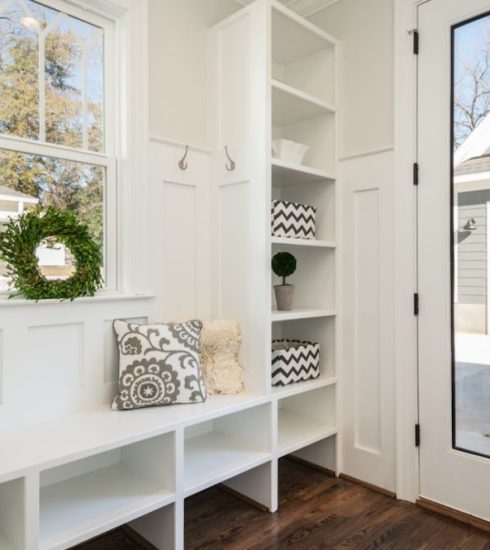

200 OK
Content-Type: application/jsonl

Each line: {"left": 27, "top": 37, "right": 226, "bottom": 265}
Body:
{"left": 452, "top": 13, "right": 490, "bottom": 459}
{"left": 418, "top": 0, "right": 490, "bottom": 521}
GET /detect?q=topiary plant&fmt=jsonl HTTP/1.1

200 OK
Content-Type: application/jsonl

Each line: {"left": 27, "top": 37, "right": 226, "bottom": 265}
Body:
{"left": 272, "top": 252, "right": 297, "bottom": 286}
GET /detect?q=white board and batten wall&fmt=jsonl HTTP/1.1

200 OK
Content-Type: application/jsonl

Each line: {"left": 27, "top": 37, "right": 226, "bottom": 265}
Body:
{"left": 311, "top": 0, "right": 397, "bottom": 493}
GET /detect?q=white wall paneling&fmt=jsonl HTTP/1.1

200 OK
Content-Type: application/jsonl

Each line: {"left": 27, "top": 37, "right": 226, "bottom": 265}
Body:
{"left": 150, "top": 139, "right": 212, "bottom": 322}
{"left": 310, "top": 0, "right": 394, "bottom": 159}
{"left": 341, "top": 150, "right": 395, "bottom": 492}
{"left": 148, "top": 0, "right": 241, "bottom": 148}
{"left": 208, "top": 3, "right": 270, "bottom": 394}
{"left": 0, "top": 297, "right": 155, "bottom": 430}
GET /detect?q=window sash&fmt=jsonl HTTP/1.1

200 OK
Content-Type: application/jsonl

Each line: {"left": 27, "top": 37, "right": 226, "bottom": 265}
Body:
{"left": 0, "top": 0, "right": 118, "bottom": 293}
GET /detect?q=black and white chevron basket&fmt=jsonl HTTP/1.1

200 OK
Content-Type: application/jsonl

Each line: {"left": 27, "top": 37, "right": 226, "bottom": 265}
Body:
{"left": 271, "top": 200, "right": 317, "bottom": 240}
{"left": 271, "top": 340, "right": 320, "bottom": 387}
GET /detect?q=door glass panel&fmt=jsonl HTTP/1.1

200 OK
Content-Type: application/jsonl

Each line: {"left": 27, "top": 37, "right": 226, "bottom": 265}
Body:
{"left": 453, "top": 13, "right": 490, "bottom": 458}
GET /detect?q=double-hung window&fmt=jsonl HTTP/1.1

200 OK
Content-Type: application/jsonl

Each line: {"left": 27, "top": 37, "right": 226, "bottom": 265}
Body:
{"left": 0, "top": 0, "right": 117, "bottom": 292}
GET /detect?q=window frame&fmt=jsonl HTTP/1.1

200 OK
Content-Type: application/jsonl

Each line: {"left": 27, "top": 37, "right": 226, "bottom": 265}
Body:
{"left": 0, "top": 0, "right": 119, "bottom": 293}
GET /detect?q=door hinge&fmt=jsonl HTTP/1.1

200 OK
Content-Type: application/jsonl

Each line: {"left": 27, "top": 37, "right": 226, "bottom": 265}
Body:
{"left": 413, "top": 30, "right": 419, "bottom": 55}
{"left": 415, "top": 423, "right": 421, "bottom": 447}
{"left": 414, "top": 293, "right": 419, "bottom": 316}
{"left": 413, "top": 162, "right": 419, "bottom": 186}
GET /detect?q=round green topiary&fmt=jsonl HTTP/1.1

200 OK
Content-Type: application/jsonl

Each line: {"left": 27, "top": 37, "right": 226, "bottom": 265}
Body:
{"left": 0, "top": 206, "right": 103, "bottom": 301}
{"left": 272, "top": 251, "right": 297, "bottom": 285}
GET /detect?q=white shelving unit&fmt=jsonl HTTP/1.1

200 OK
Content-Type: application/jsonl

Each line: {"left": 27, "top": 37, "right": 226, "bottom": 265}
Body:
{"left": 268, "top": 0, "right": 340, "bottom": 499}
{"left": 0, "top": 3, "right": 340, "bottom": 549}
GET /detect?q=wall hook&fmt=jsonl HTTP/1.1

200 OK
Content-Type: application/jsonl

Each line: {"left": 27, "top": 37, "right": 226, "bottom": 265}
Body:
{"left": 178, "top": 145, "right": 189, "bottom": 171}
{"left": 225, "top": 146, "right": 236, "bottom": 171}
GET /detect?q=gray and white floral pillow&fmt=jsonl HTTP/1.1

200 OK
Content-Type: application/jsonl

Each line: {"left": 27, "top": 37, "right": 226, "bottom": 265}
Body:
{"left": 112, "top": 319, "right": 207, "bottom": 410}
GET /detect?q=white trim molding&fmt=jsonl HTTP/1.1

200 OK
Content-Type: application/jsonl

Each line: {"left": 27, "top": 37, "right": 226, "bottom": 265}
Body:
{"left": 234, "top": 0, "right": 341, "bottom": 17}
{"left": 394, "top": 0, "right": 423, "bottom": 503}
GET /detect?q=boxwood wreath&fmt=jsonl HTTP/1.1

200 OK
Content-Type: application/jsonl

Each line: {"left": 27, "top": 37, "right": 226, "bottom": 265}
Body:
{"left": 0, "top": 207, "right": 103, "bottom": 301}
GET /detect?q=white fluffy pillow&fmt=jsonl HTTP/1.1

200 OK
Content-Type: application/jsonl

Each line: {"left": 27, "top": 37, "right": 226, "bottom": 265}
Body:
{"left": 199, "top": 320, "right": 244, "bottom": 394}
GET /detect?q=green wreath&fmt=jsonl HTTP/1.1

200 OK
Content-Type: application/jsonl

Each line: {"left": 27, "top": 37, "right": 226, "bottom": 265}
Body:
{"left": 0, "top": 206, "right": 103, "bottom": 301}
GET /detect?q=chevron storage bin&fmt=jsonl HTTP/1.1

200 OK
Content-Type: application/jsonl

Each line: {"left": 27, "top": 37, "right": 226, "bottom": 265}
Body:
{"left": 271, "top": 199, "right": 317, "bottom": 240}
{"left": 271, "top": 340, "right": 320, "bottom": 387}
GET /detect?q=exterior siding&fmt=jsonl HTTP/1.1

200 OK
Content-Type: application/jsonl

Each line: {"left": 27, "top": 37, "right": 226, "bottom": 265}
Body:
{"left": 457, "top": 191, "right": 490, "bottom": 305}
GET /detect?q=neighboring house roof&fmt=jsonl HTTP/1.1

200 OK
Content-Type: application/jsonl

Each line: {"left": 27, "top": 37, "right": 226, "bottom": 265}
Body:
{"left": 455, "top": 113, "right": 490, "bottom": 167}
{"left": 454, "top": 154, "right": 490, "bottom": 176}
{"left": 0, "top": 185, "right": 38, "bottom": 203}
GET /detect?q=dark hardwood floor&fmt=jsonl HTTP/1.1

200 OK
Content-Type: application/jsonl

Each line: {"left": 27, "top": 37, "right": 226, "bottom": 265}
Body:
{"left": 78, "top": 458, "right": 490, "bottom": 549}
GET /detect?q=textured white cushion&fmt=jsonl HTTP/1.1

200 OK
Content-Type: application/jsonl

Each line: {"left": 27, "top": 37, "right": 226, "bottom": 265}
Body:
{"left": 200, "top": 319, "right": 244, "bottom": 395}
{"left": 112, "top": 319, "right": 207, "bottom": 410}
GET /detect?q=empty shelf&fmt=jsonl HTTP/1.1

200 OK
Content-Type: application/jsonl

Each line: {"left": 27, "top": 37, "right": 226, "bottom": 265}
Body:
{"left": 272, "top": 79, "right": 335, "bottom": 126}
{"left": 184, "top": 432, "right": 271, "bottom": 496}
{"left": 271, "top": 237, "right": 336, "bottom": 248}
{"left": 271, "top": 309, "right": 337, "bottom": 322}
{"left": 271, "top": 158, "right": 335, "bottom": 186}
{"left": 278, "top": 409, "right": 337, "bottom": 457}
{"left": 272, "top": 375, "right": 337, "bottom": 398}
{"left": 40, "top": 464, "right": 174, "bottom": 549}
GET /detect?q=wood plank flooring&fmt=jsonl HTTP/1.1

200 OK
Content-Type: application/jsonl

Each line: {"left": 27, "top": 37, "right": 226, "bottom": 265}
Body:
{"left": 78, "top": 458, "right": 490, "bottom": 549}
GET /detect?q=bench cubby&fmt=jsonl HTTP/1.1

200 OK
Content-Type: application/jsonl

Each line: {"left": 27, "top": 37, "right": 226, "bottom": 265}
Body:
{"left": 277, "top": 385, "right": 337, "bottom": 457}
{"left": 0, "top": 477, "right": 26, "bottom": 550}
{"left": 39, "top": 433, "right": 176, "bottom": 549}
{"left": 184, "top": 403, "right": 272, "bottom": 497}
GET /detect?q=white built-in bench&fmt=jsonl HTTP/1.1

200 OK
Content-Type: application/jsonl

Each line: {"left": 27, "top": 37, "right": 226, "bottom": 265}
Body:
{"left": 0, "top": 378, "right": 337, "bottom": 550}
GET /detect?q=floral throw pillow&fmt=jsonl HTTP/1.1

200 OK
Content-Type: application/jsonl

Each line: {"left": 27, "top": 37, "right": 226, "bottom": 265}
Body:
{"left": 112, "top": 319, "right": 207, "bottom": 410}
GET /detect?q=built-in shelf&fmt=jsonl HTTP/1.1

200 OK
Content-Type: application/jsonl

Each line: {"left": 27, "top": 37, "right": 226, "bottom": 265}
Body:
{"left": 271, "top": 309, "right": 336, "bottom": 322}
{"left": 271, "top": 236, "right": 336, "bottom": 248}
{"left": 272, "top": 375, "right": 337, "bottom": 398}
{"left": 272, "top": 0, "right": 337, "bottom": 65}
{"left": 184, "top": 432, "right": 270, "bottom": 497}
{"left": 39, "top": 464, "right": 174, "bottom": 550}
{"left": 272, "top": 79, "right": 335, "bottom": 127}
{"left": 277, "top": 409, "right": 337, "bottom": 457}
{"left": 271, "top": 158, "right": 335, "bottom": 186}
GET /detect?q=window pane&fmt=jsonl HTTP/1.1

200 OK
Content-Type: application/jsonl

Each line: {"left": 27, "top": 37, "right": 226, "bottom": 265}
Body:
{"left": 453, "top": 14, "right": 490, "bottom": 458}
{"left": 0, "top": 0, "right": 104, "bottom": 151}
{"left": 0, "top": 149, "right": 104, "bottom": 291}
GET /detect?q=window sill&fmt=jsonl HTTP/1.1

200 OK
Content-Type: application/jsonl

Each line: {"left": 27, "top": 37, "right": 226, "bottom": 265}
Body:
{"left": 0, "top": 292, "right": 155, "bottom": 307}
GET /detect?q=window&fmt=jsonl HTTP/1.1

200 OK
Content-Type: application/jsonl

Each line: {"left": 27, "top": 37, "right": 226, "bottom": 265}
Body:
{"left": 0, "top": 0, "right": 116, "bottom": 292}
{"left": 452, "top": 12, "right": 490, "bottom": 458}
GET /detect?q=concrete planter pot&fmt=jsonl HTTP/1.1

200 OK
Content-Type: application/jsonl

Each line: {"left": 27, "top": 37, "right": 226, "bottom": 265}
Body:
{"left": 274, "top": 284, "right": 295, "bottom": 311}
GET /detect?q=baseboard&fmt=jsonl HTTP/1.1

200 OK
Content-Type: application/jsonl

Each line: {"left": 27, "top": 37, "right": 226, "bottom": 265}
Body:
{"left": 339, "top": 473, "right": 396, "bottom": 499}
{"left": 285, "top": 454, "right": 336, "bottom": 477}
{"left": 217, "top": 483, "right": 270, "bottom": 513}
{"left": 417, "top": 497, "right": 490, "bottom": 533}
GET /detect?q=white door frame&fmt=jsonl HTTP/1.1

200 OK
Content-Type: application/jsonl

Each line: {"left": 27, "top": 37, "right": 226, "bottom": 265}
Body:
{"left": 394, "top": 0, "right": 490, "bottom": 506}
{"left": 393, "top": 0, "right": 427, "bottom": 503}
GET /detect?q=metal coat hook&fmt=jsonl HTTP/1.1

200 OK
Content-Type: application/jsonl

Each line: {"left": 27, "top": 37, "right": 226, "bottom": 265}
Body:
{"left": 178, "top": 145, "right": 189, "bottom": 171}
{"left": 224, "top": 146, "right": 236, "bottom": 172}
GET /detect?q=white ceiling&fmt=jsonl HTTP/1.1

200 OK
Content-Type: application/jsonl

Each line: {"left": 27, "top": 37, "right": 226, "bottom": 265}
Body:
{"left": 233, "top": 0, "right": 341, "bottom": 18}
